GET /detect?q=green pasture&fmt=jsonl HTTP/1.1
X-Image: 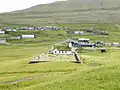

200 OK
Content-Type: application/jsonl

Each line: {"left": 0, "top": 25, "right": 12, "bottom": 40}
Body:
{"left": 0, "top": 23, "right": 119, "bottom": 90}
{"left": 0, "top": 44, "right": 120, "bottom": 90}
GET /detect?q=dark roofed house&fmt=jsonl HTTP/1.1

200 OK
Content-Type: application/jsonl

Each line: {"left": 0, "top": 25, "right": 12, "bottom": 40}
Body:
{"left": 69, "top": 38, "right": 96, "bottom": 48}
{"left": 78, "top": 43, "right": 95, "bottom": 47}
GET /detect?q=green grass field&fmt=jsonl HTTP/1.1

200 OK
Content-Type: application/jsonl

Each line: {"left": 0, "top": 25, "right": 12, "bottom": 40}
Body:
{"left": 0, "top": 24, "right": 120, "bottom": 90}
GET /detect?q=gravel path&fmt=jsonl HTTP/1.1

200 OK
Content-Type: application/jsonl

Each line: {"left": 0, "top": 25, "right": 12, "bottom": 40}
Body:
{"left": 0, "top": 72, "right": 71, "bottom": 86}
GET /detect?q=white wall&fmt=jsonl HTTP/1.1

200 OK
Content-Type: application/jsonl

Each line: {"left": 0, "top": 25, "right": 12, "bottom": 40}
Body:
{"left": 53, "top": 49, "right": 73, "bottom": 55}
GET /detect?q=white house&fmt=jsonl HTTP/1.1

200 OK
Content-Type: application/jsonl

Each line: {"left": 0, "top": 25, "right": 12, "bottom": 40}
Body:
{"left": 0, "top": 39, "right": 6, "bottom": 44}
{"left": 28, "top": 27, "right": 35, "bottom": 30}
{"left": 78, "top": 38, "right": 90, "bottom": 43}
{"left": 6, "top": 29, "right": 17, "bottom": 32}
{"left": 0, "top": 31, "right": 5, "bottom": 34}
{"left": 0, "top": 31, "right": 5, "bottom": 36}
{"left": 45, "top": 26, "right": 53, "bottom": 30}
{"left": 21, "top": 35, "right": 36, "bottom": 39}
{"left": 74, "top": 31, "right": 84, "bottom": 35}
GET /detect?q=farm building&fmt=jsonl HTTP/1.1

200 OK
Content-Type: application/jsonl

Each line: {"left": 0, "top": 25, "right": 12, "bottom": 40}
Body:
{"left": 21, "top": 35, "right": 36, "bottom": 39}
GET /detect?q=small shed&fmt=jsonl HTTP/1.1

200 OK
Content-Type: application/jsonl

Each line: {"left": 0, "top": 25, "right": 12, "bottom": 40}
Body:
{"left": 21, "top": 35, "right": 36, "bottom": 39}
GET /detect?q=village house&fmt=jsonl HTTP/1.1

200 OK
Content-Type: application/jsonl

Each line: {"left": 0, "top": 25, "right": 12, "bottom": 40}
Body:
{"left": 111, "top": 42, "right": 120, "bottom": 47}
{"left": 78, "top": 38, "right": 90, "bottom": 43}
{"left": 74, "top": 31, "right": 84, "bottom": 35}
{"left": 15, "top": 26, "right": 61, "bottom": 31}
{"left": 69, "top": 38, "right": 96, "bottom": 48}
{"left": 21, "top": 35, "right": 36, "bottom": 39}
{"left": 45, "top": 26, "right": 53, "bottom": 30}
{"left": 18, "top": 27, "right": 29, "bottom": 30}
{"left": 93, "top": 30, "right": 109, "bottom": 35}
{"left": 0, "top": 39, "right": 6, "bottom": 44}
{"left": 0, "top": 31, "right": 5, "bottom": 36}
{"left": 53, "top": 26, "right": 60, "bottom": 30}
{"left": 28, "top": 27, "right": 35, "bottom": 30}
{"left": 44, "top": 26, "right": 60, "bottom": 30}
{"left": 6, "top": 29, "right": 17, "bottom": 32}
{"left": 10, "top": 36, "right": 21, "bottom": 40}
{"left": 36, "top": 27, "right": 45, "bottom": 30}
{"left": 2, "top": 27, "right": 12, "bottom": 31}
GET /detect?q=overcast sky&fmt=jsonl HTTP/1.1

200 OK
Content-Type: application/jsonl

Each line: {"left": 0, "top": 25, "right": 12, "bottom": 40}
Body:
{"left": 0, "top": 0, "right": 66, "bottom": 13}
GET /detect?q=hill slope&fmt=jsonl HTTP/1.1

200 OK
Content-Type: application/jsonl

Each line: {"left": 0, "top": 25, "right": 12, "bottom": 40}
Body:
{"left": 0, "top": 0, "right": 120, "bottom": 26}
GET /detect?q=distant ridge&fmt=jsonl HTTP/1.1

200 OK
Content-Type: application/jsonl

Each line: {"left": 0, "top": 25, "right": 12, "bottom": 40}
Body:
{"left": 0, "top": 0, "right": 120, "bottom": 26}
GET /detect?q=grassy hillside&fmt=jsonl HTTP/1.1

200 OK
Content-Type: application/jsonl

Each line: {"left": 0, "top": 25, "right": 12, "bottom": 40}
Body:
{"left": 0, "top": 0, "right": 120, "bottom": 26}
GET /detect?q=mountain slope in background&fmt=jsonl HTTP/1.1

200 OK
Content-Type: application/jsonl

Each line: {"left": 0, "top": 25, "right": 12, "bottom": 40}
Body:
{"left": 0, "top": 0, "right": 120, "bottom": 26}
